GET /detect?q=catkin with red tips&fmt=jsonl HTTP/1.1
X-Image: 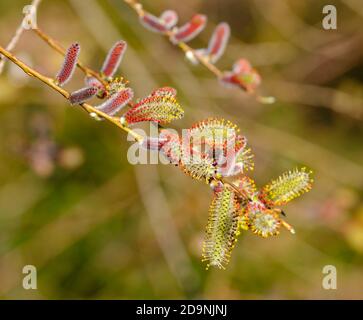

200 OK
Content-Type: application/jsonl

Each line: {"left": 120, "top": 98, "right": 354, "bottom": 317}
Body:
{"left": 101, "top": 41, "right": 127, "bottom": 78}
{"left": 207, "top": 22, "right": 230, "bottom": 63}
{"left": 122, "top": 95, "right": 184, "bottom": 125}
{"left": 55, "top": 43, "right": 80, "bottom": 86}
{"left": 170, "top": 14, "right": 207, "bottom": 44}
{"left": 69, "top": 86, "right": 98, "bottom": 105}
{"left": 95, "top": 88, "right": 134, "bottom": 116}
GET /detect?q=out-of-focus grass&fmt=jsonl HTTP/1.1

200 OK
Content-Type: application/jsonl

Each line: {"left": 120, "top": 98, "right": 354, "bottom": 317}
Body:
{"left": 0, "top": 0, "right": 362, "bottom": 299}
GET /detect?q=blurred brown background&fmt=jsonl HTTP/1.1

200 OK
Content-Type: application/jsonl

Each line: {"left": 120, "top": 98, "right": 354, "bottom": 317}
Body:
{"left": 0, "top": 0, "right": 362, "bottom": 299}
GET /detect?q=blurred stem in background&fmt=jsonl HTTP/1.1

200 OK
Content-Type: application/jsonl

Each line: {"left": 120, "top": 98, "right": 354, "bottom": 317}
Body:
{"left": 123, "top": 0, "right": 275, "bottom": 104}
{"left": 0, "top": 0, "right": 42, "bottom": 74}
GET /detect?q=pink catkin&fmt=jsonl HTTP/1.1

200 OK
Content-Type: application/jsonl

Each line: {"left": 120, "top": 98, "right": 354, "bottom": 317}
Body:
{"left": 207, "top": 22, "right": 230, "bottom": 63}
{"left": 139, "top": 13, "right": 168, "bottom": 33}
{"left": 85, "top": 76, "right": 102, "bottom": 89}
{"left": 96, "top": 88, "right": 134, "bottom": 116}
{"left": 220, "top": 58, "right": 261, "bottom": 92}
{"left": 69, "top": 86, "right": 98, "bottom": 105}
{"left": 101, "top": 41, "right": 127, "bottom": 78}
{"left": 160, "top": 10, "right": 178, "bottom": 29}
{"left": 170, "top": 14, "right": 207, "bottom": 44}
{"left": 84, "top": 76, "right": 106, "bottom": 97}
{"left": 55, "top": 43, "right": 80, "bottom": 86}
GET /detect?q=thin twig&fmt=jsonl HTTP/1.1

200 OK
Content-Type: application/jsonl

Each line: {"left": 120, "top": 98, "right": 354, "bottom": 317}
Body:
{"left": 0, "top": 0, "right": 42, "bottom": 74}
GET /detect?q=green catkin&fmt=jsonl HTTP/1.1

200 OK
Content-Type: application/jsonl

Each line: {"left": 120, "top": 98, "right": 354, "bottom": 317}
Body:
{"left": 259, "top": 167, "right": 313, "bottom": 206}
{"left": 202, "top": 185, "right": 240, "bottom": 269}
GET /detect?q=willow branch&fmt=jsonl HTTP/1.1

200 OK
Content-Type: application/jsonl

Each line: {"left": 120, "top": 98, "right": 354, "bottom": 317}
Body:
{"left": 0, "top": 44, "right": 253, "bottom": 204}
{"left": 0, "top": 45, "right": 143, "bottom": 142}
{"left": 122, "top": 0, "right": 274, "bottom": 104}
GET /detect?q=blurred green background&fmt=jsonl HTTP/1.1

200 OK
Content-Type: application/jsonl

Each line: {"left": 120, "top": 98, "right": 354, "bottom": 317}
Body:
{"left": 0, "top": 0, "right": 363, "bottom": 299}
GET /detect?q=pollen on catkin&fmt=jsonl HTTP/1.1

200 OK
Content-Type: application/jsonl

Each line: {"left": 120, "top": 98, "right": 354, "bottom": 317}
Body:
{"left": 123, "top": 95, "right": 184, "bottom": 125}
{"left": 187, "top": 118, "right": 239, "bottom": 148}
{"left": 249, "top": 209, "right": 281, "bottom": 238}
{"left": 259, "top": 167, "right": 313, "bottom": 206}
{"left": 234, "top": 175, "right": 257, "bottom": 199}
{"left": 202, "top": 185, "right": 240, "bottom": 269}
{"left": 179, "top": 152, "right": 216, "bottom": 182}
